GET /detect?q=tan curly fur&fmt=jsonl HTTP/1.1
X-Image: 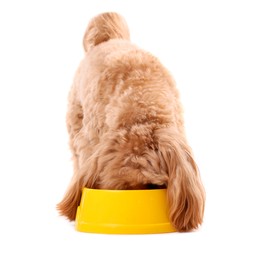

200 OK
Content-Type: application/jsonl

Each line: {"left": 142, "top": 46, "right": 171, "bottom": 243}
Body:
{"left": 57, "top": 12, "right": 205, "bottom": 232}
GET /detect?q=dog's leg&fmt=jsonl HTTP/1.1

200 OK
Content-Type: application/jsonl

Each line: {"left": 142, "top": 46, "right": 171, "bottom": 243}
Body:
{"left": 66, "top": 85, "right": 83, "bottom": 176}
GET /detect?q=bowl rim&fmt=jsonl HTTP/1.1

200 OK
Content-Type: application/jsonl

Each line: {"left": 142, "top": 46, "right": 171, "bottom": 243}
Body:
{"left": 82, "top": 188, "right": 167, "bottom": 192}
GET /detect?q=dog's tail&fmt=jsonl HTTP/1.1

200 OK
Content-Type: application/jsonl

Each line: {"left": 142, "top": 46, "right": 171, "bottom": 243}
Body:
{"left": 155, "top": 128, "right": 205, "bottom": 232}
{"left": 83, "top": 12, "right": 130, "bottom": 52}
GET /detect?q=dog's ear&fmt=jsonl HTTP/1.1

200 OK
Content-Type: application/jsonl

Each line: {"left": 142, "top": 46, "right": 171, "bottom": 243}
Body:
{"left": 57, "top": 136, "right": 119, "bottom": 220}
{"left": 57, "top": 154, "right": 100, "bottom": 221}
{"left": 83, "top": 12, "right": 130, "bottom": 52}
{"left": 155, "top": 128, "right": 205, "bottom": 232}
{"left": 56, "top": 175, "right": 84, "bottom": 221}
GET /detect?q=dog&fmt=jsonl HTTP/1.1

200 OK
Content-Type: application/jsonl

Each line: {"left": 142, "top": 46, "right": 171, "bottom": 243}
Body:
{"left": 57, "top": 12, "right": 205, "bottom": 232}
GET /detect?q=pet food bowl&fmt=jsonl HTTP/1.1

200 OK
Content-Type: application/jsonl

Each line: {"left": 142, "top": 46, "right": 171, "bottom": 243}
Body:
{"left": 75, "top": 188, "right": 176, "bottom": 234}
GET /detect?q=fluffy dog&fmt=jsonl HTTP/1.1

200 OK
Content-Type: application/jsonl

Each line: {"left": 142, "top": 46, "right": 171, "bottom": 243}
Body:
{"left": 57, "top": 12, "right": 205, "bottom": 232}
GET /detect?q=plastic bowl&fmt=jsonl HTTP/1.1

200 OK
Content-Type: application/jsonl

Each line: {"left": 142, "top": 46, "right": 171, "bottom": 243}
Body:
{"left": 75, "top": 188, "right": 176, "bottom": 234}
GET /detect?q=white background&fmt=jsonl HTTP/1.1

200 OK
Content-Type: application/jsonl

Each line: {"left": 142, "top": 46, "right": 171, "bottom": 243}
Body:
{"left": 0, "top": 0, "right": 258, "bottom": 259}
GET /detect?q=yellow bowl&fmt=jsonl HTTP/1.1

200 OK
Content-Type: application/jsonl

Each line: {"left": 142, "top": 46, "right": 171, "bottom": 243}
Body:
{"left": 75, "top": 188, "right": 176, "bottom": 234}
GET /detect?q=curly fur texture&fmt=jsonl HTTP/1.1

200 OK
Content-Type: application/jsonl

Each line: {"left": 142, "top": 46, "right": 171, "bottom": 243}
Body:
{"left": 57, "top": 12, "right": 205, "bottom": 232}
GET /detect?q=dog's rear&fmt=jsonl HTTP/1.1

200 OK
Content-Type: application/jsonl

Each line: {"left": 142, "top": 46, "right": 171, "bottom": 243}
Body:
{"left": 57, "top": 12, "right": 205, "bottom": 232}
